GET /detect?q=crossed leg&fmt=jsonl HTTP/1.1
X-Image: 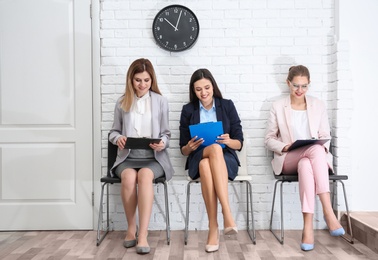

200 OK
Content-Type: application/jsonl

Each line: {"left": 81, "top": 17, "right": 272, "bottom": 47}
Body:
{"left": 199, "top": 144, "right": 236, "bottom": 245}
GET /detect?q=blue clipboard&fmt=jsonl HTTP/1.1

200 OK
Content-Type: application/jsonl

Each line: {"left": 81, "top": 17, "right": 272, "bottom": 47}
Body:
{"left": 189, "top": 121, "right": 225, "bottom": 148}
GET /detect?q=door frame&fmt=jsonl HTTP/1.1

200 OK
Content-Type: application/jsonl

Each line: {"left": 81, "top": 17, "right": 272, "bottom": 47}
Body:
{"left": 91, "top": 0, "right": 102, "bottom": 229}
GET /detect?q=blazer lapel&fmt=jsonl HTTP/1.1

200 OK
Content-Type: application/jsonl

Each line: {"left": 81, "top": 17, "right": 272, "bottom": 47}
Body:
{"left": 192, "top": 102, "right": 200, "bottom": 124}
{"left": 150, "top": 92, "right": 159, "bottom": 136}
{"left": 283, "top": 96, "right": 294, "bottom": 141}
{"left": 305, "top": 96, "right": 317, "bottom": 138}
{"left": 215, "top": 98, "right": 223, "bottom": 122}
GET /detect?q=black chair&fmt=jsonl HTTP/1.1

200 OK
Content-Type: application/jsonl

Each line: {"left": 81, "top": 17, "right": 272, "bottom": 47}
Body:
{"left": 184, "top": 145, "right": 256, "bottom": 245}
{"left": 96, "top": 138, "right": 170, "bottom": 246}
{"left": 269, "top": 169, "right": 354, "bottom": 244}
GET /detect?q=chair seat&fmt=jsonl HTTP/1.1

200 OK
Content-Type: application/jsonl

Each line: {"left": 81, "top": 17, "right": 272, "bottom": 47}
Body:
{"left": 234, "top": 175, "right": 252, "bottom": 181}
{"left": 187, "top": 175, "right": 253, "bottom": 182}
{"left": 100, "top": 176, "right": 121, "bottom": 183}
{"left": 274, "top": 173, "right": 348, "bottom": 182}
{"left": 329, "top": 174, "right": 348, "bottom": 181}
{"left": 100, "top": 175, "right": 167, "bottom": 184}
{"left": 154, "top": 176, "right": 167, "bottom": 184}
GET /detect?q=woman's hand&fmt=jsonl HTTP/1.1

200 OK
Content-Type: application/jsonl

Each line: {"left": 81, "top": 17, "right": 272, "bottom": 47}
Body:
{"left": 215, "top": 133, "right": 242, "bottom": 150}
{"left": 187, "top": 136, "right": 204, "bottom": 151}
{"left": 216, "top": 134, "right": 231, "bottom": 146}
{"left": 182, "top": 136, "right": 204, "bottom": 156}
{"left": 150, "top": 140, "right": 165, "bottom": 152}
{"left": 282, "top": 143, "right": 292, "bottom": 152}
{"left": 117, "top": 136, "right": 127, "bottom": 150}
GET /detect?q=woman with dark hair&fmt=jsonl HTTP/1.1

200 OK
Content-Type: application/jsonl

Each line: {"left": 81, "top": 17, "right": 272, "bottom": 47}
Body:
{"left": 179, "top": 68, "right": 243, "bottom": 253}
{"left": 109, "top": 58, "right": 174, "bottom": 254}
{"left": 265, "top": 65, "right": 345, "bottom": 251}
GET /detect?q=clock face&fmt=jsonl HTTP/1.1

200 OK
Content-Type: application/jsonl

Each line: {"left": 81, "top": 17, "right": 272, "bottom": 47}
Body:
{"left": 152, "top": 5, "right": 199, "bottom": 52}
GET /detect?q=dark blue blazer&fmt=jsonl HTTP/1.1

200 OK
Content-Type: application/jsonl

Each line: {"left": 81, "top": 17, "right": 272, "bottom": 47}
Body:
{"left": 179, "top": 98, "right": 243, "bottom": 170}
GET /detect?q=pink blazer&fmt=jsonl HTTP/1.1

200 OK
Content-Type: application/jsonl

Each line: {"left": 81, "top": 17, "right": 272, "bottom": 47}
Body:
{"left": 265, "top": 95, "right": 333, "bottom": 175}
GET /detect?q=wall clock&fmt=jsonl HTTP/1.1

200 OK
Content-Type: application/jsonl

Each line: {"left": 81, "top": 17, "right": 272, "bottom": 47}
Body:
{"left": 152, "top": 5, "right": 199, "bottom": 52}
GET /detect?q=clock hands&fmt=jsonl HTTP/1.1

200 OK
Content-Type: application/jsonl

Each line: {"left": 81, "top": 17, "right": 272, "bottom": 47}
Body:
{"left": 164, "top": 10, "right": 182, "bottom": 31}
{"left": 175, "top": 10, "right": 182, "bottom": 31}
{"left": 164, "top": 18, "right": 178, "bottom": 31}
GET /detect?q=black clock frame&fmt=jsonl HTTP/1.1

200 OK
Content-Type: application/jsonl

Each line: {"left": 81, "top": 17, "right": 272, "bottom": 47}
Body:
{"left": 152, "top": 5, "right": 200, "bottom": 52}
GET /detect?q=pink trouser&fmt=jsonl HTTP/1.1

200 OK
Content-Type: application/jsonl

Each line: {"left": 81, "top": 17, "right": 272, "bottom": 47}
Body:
{"left": 282, "top": 144, "right": 330, "bottom": 214}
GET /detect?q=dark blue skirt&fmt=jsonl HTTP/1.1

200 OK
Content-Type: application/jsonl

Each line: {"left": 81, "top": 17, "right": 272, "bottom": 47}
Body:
{"left": 188, "top": 148, "right": 239, "bottom": 181}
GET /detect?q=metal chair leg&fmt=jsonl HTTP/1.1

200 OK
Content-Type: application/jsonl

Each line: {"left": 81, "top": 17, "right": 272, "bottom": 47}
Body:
{"left": 338, "top": 180, "right": 354, "bottom": 244}
{"left": 246, "top": 181, "right": 256, "bottom": 244}
{"left": 269, "top": 180, "right": 284, "bottom": 244}
{"left": 163, "top": 181, "right": 170, "bottom": 245}
{"left": 184, "top": 181, "right": 191, "bottom": 245}
{"left": 96, "top": 182, "right": 109, "bottom": 246}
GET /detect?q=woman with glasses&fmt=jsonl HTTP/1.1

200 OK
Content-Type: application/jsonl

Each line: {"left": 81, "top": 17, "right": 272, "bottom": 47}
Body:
{"left": 265, "top": 65, "right": 345, "bottom": 251}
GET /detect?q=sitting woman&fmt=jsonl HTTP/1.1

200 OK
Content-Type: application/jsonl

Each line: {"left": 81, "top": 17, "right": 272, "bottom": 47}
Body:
{"left": 179, "top": 68, "right": 243, "bottom": 253}
{"left": 265, "top": 65, "right": 345, "bottom": 251}
{"left": 109, "top": 58, "right": 174, "bottom": 254}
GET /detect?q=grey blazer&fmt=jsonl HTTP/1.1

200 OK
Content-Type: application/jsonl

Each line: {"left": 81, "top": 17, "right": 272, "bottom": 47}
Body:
{"left": 109, "top": 91, "right": 174, "bottom": 181}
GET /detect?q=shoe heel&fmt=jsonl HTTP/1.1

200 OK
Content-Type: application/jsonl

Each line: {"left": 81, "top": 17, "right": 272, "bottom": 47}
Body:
{"left": 300, "top": 243, "right": 314, "bottom": 251}
{"left": 330, "top": 227, "right": 345, "bottom": 237}
{"left": 224, "top": 226, "right": 238, "bottom": 235}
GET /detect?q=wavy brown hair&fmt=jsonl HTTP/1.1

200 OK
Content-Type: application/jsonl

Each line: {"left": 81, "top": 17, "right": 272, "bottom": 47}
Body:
{"left": 121, "top": 58, "right": 161, "bottom": 112}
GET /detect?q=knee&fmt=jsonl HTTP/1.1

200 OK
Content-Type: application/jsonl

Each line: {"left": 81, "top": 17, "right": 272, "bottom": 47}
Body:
{"left": 121, "top": 172, "right": 137, "bottom": 189}
{"left": 298, "top": 158, "right": 311, "bottom": 172}
{"left": 199, "top": 159, "right": 212, "bottom": 178}
{"left": 308, "top": 144, "right": 327, "bottom": 159}
{"left": 137, "top": 169, "right": 154, "bottom": 186}
{"left": 199, "top": 158, "right": 210, "bottom": 171}
{"left": 207, "top": 144, "right": 223, "bottom": 157}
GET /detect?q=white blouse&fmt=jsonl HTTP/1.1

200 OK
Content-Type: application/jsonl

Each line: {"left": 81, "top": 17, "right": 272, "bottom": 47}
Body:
{"left": 291, "top": 109, "right": 311, "bottom": 141}
{"left": 130, "top": 93, "right": 152, "bottom": 138}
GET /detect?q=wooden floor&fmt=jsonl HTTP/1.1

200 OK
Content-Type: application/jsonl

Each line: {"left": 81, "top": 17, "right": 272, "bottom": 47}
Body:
{"left": 1, "top": 230, "right": 378, "bottom": 260}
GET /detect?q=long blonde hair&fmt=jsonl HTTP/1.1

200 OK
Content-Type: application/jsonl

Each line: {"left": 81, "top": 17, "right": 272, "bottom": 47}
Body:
{"left": 121, "top": 58, "right": 161, "bottom": 112}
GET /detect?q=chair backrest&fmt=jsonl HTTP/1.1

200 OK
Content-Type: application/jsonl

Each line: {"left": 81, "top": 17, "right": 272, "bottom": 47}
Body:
{"left": 236, "top": 145, "right": 248, "bottom": 176}
{"left": 107, "top": 139, "right": 118, "bottom": 176}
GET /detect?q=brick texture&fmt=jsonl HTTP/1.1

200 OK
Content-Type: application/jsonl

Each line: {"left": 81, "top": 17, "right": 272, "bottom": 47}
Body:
{"left": 99, "top": 0, "right": 343, "bottom": 231}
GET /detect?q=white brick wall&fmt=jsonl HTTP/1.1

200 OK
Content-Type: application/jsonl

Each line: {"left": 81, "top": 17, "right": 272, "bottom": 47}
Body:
{"left": 99, "top": 0, "right": 342, "bottom": 231}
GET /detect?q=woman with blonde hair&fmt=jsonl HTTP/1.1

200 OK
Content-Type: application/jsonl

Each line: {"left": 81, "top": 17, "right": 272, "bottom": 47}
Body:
{"left": 109, "top": 58, "right": 174, "bottom": 254}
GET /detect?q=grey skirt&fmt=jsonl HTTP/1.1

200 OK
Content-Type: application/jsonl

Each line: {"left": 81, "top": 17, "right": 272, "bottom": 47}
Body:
{"left": 115, "top": 149, "right": 164, "bottom": 179}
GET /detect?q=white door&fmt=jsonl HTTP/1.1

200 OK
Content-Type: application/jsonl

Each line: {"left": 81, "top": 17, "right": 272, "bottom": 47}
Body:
{"left": 0, "top": 0, "right": 93, "bottom": 230}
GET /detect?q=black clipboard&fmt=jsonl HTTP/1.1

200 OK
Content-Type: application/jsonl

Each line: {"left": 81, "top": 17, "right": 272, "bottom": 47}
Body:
{"left": 288, "top": 139, "right": 330, "bottom": 151}
{"left": 124, "top": 137, "right": 161, "bottom": 149}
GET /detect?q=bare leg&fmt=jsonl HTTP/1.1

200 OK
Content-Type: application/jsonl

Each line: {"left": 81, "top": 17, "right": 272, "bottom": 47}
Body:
{"left": 202, "top": 144, "right": 236, "bottom": 229}
{"left": 302, "top": 213, "right": 314, "bottom": 244}
{"left": 136, "top": 168, "right": 154, "bottom": 247}
{"left": 120, "top": 169, "right": 138, "bottom": 241}
{"left": 199, "top": 158, "right": 219, "bottom": 245}
{"left": 319, "top": 192, "right": 343, "bottom": 231}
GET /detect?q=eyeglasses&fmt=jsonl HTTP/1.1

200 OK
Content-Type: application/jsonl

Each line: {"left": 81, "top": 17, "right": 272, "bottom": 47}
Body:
{"left": 290, "top": 82, "right": 309, "bottom": 90}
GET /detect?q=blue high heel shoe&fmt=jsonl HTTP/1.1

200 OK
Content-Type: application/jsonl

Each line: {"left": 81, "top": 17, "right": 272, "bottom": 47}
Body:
{"left": 323, "top": 216, "right": 345, "bottom": 236}
{"left": 330, "top": 227, "right": 345, "bottom": 237}
{"left": 300, "top": 243, "right": 314, "bottom": 251}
